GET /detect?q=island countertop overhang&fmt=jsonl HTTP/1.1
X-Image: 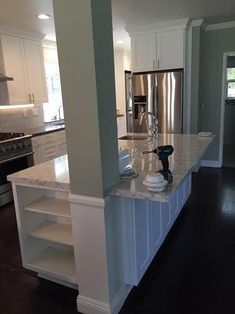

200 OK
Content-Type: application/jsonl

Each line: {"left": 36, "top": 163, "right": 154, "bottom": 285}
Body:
{"left": 7, "top": 134, "right": 214, "bottom": 201}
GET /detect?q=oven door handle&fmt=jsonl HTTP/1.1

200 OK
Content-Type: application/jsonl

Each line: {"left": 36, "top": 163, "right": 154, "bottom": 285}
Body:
{"left": 0, "top": 152, "right": 34, "bottom": 165}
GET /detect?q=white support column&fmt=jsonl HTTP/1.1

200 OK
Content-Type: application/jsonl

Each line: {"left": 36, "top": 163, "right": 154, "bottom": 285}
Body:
{"left": 69, "top": 194, "right": 131, "bottom": 314}
{"left": 69, "top": 195, "right": 110, "bottom": 314}
{"left": 53, "top": 0, "right": 130, "bottom": 313}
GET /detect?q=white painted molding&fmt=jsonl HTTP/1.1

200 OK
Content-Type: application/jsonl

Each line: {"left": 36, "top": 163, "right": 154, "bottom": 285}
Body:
{"left": 190, "top": 19, "right": 204, "bottom": 27}
{"left": 200, "top": 160, "right": 221, "bottom": 168}
{"left": 77, "top": 295, "right": 111, "bottom": 314}
{"left": 184, "top": 26, "right": 192, "bottom": 133}
{"left": 206, "top": 21, "right": 235, "bottom": 31}
{"left": 0, "top": 25, "right": 45, "bottom": 41}
{"left": 69, "top": 193, "right": 105, "bottom": 208}
{"left": 111, "top": 285, "right": 132, "bottom": 314}
{"left": 42, "top": 39, "right": 57, "bottom": 48}
{"left": 126, "top": 18, "right": 190, "bottom": 35}
{"left": 218, "top": 51, "right": 235, "bottom": 167}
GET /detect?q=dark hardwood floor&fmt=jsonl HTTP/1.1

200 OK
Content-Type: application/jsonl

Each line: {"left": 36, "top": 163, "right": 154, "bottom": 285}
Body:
{"left": 0, "top": 167, "right": 235, "bottom": 314}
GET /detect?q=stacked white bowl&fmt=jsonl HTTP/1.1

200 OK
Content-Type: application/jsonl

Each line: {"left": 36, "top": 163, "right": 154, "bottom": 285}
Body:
{"left": 143, "top": 173, "right": 168, "bottom": 192}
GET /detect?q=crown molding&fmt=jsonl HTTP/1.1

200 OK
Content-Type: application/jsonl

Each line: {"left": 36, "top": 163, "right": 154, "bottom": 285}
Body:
{"left": 190, "top": 19, "right": 204, "bottom": 27}
{"left": 126, "top": 18, "right": 190, "bottom": 35}
{"left": 0, "top": 25, "right": 45, "bottom": 41}
{"left": 206, "top": 20, "right": 235, "bottom": 31}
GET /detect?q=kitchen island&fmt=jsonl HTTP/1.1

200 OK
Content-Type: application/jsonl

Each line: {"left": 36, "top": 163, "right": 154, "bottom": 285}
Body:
{"left": 8, "top": 134, "right": 213, "bottom": 314}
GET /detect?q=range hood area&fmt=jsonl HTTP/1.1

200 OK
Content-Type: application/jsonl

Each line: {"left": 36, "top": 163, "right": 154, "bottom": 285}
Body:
{"left": 0, "top": 73, "right": 13, "bottom": 81}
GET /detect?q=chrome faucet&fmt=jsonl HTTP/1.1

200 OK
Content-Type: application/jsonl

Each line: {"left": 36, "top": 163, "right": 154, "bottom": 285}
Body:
{"left": 139, "top": 112, "right": 159, "bottom": 140}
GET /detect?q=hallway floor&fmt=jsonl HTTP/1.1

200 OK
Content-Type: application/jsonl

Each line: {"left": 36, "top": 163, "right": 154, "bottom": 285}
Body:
{"left": 1, "top": 167, "right": 235, "bottom": 314}
{"left": 223, "top": 144, "right": 235, "bottom": 167}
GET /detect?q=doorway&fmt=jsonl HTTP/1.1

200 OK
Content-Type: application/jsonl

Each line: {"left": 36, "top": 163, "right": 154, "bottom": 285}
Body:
{"left": 220, "top": 52, "right": 235, "bottom": 167}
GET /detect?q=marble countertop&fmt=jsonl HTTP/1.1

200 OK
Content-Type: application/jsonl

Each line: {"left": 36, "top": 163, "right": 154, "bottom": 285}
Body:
{"left": 24, "top": 123, "right": 65, "bottom": 137}
{"left": 8, "top": 155, "right": 70, "bottom": 191}
{"left": 109, "top": 133, "right": 214, "bottom": 202}
{"left": 7, "top": 134, "right": 214, "bottom": 201}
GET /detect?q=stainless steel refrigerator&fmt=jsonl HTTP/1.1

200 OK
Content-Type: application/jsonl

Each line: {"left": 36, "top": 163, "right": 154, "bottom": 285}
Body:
{"left": 125, "top": 70, "right": 183, "bottom": 134}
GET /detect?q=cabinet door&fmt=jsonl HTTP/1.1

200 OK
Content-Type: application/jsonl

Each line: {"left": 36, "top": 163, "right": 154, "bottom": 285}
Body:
{"left": 131, "top": 34, "right": 157, "bottom": 72}
{"left": 1, "top": 35, "right": 28, "bottom": 104}
{"left": 117, "top": 116, "right": 126, "bottom": 138}
{"left": 24, "top": 39, "right": 48, "bottom": 103}
{"left": 157, "top": 29, "right": 184, "bottom": 70}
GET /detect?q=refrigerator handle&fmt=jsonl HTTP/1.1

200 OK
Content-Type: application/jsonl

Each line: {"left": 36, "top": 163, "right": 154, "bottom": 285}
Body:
{"left": 154, "top": 83, "right": 159, "bottom": 131}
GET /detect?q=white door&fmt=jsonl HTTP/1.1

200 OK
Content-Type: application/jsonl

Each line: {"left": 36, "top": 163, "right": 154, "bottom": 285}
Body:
{"left": 132, "top": 34, "right": 157, "bottom": 72}
{"left": 1, "top": 35, "right": 28, "bottom": 104}
{"left": 24, "top": 39, "right": 48, "bottom": 103}
{"left": 157, "top": 29, "right": 184, "bottom": 70}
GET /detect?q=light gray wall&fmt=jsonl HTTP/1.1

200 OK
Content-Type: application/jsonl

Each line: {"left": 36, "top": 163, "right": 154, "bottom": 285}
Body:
{"left": 53, "top": 0, "right": 119, "bottom": 198}
{"left": 199, "top": 27, "right": 235, "bottom": 161}
{"left": 190, "top": 26, "right": 201, "bottom": 133}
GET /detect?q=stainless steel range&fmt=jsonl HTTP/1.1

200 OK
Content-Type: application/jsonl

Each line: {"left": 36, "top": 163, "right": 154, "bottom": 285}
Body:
{"left": 0, "top": 132, "right": 34, "bottom": 207}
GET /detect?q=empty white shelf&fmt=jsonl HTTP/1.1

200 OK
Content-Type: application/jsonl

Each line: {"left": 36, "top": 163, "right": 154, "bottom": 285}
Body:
{"left": 27, "top": 247, "right": 77, "bottom": 284}
{"left": 24, "top": 198, "right": 71, "bottom": 218}
{"left": 29, "top": 222, "right": 73, "bottom": 246}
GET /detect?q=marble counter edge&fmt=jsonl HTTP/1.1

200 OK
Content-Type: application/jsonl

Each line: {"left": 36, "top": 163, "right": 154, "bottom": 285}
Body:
{"left": 24, "top": 124, "right": 65, "bottom": 137}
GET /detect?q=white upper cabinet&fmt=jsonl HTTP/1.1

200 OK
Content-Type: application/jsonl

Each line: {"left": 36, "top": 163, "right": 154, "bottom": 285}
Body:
{"left": 131, "top": 33, "right": 157, "bottom": 72}
{"left": 0, "top": 34, "right": 28, "bottom": 104}
{"left": 157, "top": 29, "right": 184, "bottom": 70}
{"left": 24, "top": 39, "right": 48, "bottom": 103}
{"left": 0, "top": 32, "right": 48, "bottom": 105}
{"left": 128, "top": 19, "right": 188, "bottom": 73}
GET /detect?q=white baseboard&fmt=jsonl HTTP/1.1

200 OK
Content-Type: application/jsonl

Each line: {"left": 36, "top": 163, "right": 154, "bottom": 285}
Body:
{"left": 77, "top": 284, "right": 132, "bottom": 314}
{"left": 111, "top": 284, "right": 132, "bottom": 314}
{"left": 200, "top": 160, "right": 221, "bottom": 168}
{"left": 77, "top": 295, "right": 111, "bottom": 314}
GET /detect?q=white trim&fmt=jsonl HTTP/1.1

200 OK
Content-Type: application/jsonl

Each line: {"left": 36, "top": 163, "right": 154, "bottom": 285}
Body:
{"left": 200, "top": 160, "right": 221, "bottom": 168}
{"left": 69, "top": 193, "right": 105, "bottom": 208}
{"left": 111, "top": 284, "right": 132, "bottom": 314}
{"left": 184, "top": 26, "right": 192, "bottom": 133}
{"left": 126, "top": 18, "right": 189, "bottom": 35}
{"left": 0, "top": 25, "right": 45, "bottom": 41}
{"left": 77, "top": 295, "right": 111, "bottom": 314}
{"left": 190, "top": 19, "right": 204, "bottom": 27}
{"left": 219, "top": 52, "right": 235, "bottom": 167}
{"left": 206, "top": 21, "right": 235, "bottom": 31}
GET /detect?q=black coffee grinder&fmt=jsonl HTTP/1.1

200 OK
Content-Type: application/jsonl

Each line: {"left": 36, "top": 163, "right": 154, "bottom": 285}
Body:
{"left": 143, "top": 145, "right": 174, "bottom": 183}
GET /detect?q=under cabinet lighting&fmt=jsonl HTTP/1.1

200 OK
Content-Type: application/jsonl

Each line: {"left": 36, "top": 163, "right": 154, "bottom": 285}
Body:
{"left": 117, "top": 40, "right": 124, "bottom": 44}
{"left": 0, "top": 104, "right": 34, "bottom": 110}
{"left": 38, "top": 13, "right": 51, "bottom": 20}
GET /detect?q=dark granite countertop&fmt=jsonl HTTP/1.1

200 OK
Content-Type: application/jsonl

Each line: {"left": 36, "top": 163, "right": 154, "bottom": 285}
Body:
{"left": 24, "top": 124, "right": 65, "bottom": 137}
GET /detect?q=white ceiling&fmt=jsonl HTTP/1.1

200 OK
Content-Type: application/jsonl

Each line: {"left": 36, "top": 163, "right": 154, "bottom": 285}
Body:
{"left": 0, "top": 0, "right": 235, "bottom": 49}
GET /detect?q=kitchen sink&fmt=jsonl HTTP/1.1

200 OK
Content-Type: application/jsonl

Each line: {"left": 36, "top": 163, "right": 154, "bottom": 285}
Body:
{"left": 119, "top": 134, "right": 148, "bottom": 140}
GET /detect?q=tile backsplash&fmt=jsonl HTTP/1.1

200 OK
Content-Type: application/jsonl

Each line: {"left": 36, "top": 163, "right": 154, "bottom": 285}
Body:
{"left": 0, "top": 104, "right": 44, "bottom": 132}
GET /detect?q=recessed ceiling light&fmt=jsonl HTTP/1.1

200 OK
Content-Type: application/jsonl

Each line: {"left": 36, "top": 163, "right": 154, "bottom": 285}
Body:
{"left": 117, "top": 40, "right": 124, "bottom": 44}
{"left": 38, "top": 13, "right": 51, "bottom": 20}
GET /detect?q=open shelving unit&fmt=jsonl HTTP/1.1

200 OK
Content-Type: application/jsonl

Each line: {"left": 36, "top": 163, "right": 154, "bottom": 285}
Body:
{"left": 29, "top": 221, "right": 73, "bottom": 246}
{"left": 27, "top": 247, "right": 77, "bottom": 285}
{"left": 14, "top": 185, "right": 77, "bottom": 289}
{"left": 24, "top": 197, "right": 71, "bottom": 217}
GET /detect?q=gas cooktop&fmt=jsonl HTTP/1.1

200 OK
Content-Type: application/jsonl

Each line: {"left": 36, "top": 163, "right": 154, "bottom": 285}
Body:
{"left": 0, "top": 132, "right": 25, "bottom": 142}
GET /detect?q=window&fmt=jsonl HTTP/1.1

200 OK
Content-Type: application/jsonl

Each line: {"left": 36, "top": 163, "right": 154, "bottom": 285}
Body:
{"left": 227, "top": 67, "right": 235, "bottom": 98}
{"left": 43, "top": 45, "right": 64, "bottom": 122}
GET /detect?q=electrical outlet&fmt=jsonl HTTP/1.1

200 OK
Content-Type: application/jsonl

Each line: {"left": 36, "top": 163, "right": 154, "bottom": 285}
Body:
{"left": 32, "top": 108, "right": 38, "bottom": 116}
{"left": 23, "top": 110, "right": 27, "bottom": 117}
